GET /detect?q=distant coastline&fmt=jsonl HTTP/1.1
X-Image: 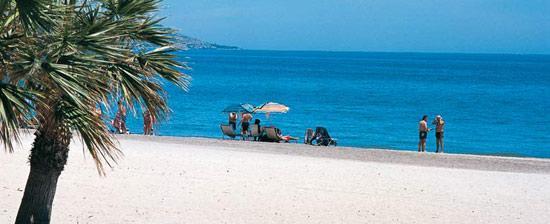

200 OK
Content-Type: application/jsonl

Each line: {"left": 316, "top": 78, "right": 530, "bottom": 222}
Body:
{"left": 175, "top": 34, "right": 239, "bottom": 50}
{"left": 171, "top": 35, "right": 550, "bottom": 56}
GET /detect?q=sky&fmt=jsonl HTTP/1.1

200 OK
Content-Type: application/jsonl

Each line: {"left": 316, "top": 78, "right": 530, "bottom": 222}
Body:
{"left": 159, "top": 0, "right": 550, "bottom": 54}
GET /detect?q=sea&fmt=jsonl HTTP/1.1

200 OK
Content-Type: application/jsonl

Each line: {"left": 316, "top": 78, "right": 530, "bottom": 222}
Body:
{"left": 121, "top": 49, "right": 550, "bottom": 158}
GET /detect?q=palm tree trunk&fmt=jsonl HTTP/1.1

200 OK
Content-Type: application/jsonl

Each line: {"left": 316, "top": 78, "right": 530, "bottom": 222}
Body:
{"left": 15, "top": 126, "right": 71, "bottom": 224}
{"left": 15, "top": 168, "right": 62, "bottom": 224}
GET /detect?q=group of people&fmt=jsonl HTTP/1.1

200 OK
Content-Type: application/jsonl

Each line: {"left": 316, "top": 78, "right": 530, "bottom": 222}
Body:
{"left": 227, "top": 112, "right": 295, "bottom": 142}
{"left": 228, "top": 112, "right": 253, "bottom": 135}
{"left": 418, "top": 115, "right": 445, "bottom": 153}
{"left": 229, "top": 112, "right": 445, "bottom": 151}
{"left": 111, "top": 100, "right": 156, "bottom": 135}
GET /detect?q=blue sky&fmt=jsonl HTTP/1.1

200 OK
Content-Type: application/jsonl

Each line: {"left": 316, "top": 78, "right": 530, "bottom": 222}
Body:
{"left": 160, "top": 0, "right": 550, "bottom": 54}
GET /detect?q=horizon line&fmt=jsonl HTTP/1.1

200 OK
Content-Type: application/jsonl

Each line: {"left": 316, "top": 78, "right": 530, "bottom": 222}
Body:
{"left": 190, "top": 47, "right": 550, "bottom": 57}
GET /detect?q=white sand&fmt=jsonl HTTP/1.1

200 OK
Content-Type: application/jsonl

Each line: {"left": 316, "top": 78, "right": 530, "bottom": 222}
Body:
{"left": 1, "top": 134, "right": 550, "bottom": 224}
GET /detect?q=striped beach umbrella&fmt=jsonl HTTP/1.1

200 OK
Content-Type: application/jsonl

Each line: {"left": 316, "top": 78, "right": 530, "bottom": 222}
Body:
{"left": 254, "top": 102, "right": 290, "bottom": 114}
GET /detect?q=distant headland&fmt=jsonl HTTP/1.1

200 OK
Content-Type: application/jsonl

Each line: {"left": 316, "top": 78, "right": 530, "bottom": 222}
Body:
{"left": 175, "top": 34, "right": 239, "bottom": 50}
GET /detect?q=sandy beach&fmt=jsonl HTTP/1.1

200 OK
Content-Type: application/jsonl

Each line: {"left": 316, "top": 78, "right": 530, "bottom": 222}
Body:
{"left": 2, "top": 134, "right": 550, "bottom": 224}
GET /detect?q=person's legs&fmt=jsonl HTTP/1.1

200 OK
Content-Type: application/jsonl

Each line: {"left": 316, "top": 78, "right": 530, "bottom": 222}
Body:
{"left": 435, "top": 132, "right": 440, "bottom": 153}
{"left": 241, "top": 122, "right": 249, "bottom": 140}
{"left": 146, "top": 123, "right": 152, "bottom": 135}
{"left": 118, "top": 120, "right": 124, "bottom": 134}
{"left": 419, "top": 132, "right": 427, "bottom": 152}
{"left": 120, "top": 115, "right": 127, "bottom": 133}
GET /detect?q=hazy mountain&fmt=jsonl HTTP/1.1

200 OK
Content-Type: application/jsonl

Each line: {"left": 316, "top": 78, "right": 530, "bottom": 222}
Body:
{"left": 174, "top": 34, "right": 239, "bottom": 50}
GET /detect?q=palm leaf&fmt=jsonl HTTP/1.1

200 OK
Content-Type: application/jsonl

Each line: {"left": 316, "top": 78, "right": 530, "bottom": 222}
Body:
{"left": 2, "top": 0, "right": 190, "bottom": 173}
{"left": 0, "top": 83, "right": 34, "bottom": 152}
{"left": 13, "top": 0, "right": 56, "bottom": 31}
{"left": 57, "top": 99, "right": 121, "bottom": 175}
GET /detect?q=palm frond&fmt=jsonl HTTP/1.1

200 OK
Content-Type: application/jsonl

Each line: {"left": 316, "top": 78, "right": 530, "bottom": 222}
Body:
{"left": 129, "top": 16, "right": 172, "bottom": 46}
{"left": 1, "top": 0, "right": 190, "bottom": 173}
{"left": 58, "top": 99, "right": 121, "bottom": 175}
{"left": 140, "top": 46, "right": 190, "bottom": 90}
{"left": 0, "top": 0, "right": 9, "bottom": 14}
{"left": 0, "top": 83, "right": 34, "bottom": 152}
{"left": 101, "top": 0, "right": 160, "bottom": 19}
{"left": 13, "top": 0, "right": 56, "bottom": 31}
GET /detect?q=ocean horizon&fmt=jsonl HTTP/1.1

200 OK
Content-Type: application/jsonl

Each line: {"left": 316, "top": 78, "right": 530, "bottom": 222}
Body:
{"left": 118, "top": 49, "right": 550, "bottom": 158}
{"left": 217, "top": 48, "right": 550, "bottom": 56}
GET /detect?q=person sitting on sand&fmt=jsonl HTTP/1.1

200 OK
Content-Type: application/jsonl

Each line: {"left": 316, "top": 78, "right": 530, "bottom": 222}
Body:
{"left": 228, "top": 112, "right": 237, "bottom": 130}
{"left": 308, "top": 127, "right": 335, "bottom": 146}
{"left": 275, "top": 128, "right": 297, "bottom": 143}
{"left": 253, "top": 119, "right": 264, "bottom": 141}
{"left": 418, "top": 115, "right": 430, "bottom": 152}
{"left": 309, "top": 129, "right": 321, "bottom": 145}
{"left": 432, "top": 115, "right": 445, "bottom": 153}
{"left": 240, "top": 112, "right": 253, "bottom": 136}
{"left": 143, "top": 110, "right": 156, "bottom": 135}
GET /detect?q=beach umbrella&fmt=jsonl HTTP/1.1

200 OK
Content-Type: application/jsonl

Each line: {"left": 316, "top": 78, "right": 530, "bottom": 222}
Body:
{"left": 222, "top": 103, "right": 255, "bottom": 113}
{"left": 254, "top": 102, "right": 289, "bottom": 119}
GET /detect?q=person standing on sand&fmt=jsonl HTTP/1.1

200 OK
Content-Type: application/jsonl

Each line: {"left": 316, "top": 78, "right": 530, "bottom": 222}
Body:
{"left": 228, "top": 112, "right": 237, "bottom": 130}
{"left": 432, "top": 115, "right": 445, "bottom": 153}
{"left": 240, "top": 112, "right": 253, "bottom": 136}
{"left": 418, "top": 115, "right": 430, "bottom": 152}
{"left": 143, "top": 110, "right": 156, "bottom": 135}
{"left": 116, "top": 100, "right": 127, "bottom": 134}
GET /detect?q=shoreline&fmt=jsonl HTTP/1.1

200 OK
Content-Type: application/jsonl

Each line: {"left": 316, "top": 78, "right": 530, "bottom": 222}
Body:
{"left": 128, "top": 133, "right": 547, "bottom": 159}
{"left": 118, "top": 134, "right": 550, "bottom": 174}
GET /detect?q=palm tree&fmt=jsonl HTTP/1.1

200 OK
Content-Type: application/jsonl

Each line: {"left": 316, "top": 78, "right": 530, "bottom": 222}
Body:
{"left": 0, "top": 0, "right": 190, "bottom": 223}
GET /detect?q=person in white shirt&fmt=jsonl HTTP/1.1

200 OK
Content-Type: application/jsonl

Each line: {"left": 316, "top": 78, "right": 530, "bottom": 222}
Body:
{"left": 432, "top": 115, "right": 445, "bottom": 153}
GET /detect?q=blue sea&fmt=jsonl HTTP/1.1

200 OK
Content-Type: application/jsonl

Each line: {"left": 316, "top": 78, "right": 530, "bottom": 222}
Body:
{"left": 122, "top": 50, "right": 550, "bottom": 158}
